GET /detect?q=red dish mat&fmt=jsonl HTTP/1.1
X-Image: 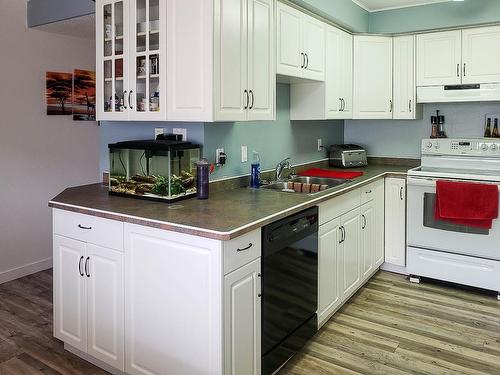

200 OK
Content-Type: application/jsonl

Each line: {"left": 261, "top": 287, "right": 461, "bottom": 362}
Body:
{"left": 435, "top": 180, "right": 499, "bottom": 229}
{"left": 299, "top": 168, "right": 363, "bottom": 179}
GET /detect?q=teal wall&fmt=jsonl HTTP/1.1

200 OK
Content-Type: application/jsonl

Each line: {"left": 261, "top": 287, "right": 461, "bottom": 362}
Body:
{"left": 205, "top": 84, "right": 344, "bottom": 180}
{"left": 293, "top": 0, "right": 369, "bottom": 32}
{"left": 369, "top": 0, "right": 500, "bottom": 34}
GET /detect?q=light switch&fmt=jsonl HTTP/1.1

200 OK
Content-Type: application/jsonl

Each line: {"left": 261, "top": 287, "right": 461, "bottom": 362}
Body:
{"left": 241, "top": 145, "right": 248, "bottom": 163}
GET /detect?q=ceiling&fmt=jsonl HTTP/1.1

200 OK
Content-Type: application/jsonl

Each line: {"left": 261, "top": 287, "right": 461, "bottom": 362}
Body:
{"left": 34, "top": 14, "right": 95, "bottom": 40}
{"left": 352, "top": 0, "right": 454, "bottom": 12}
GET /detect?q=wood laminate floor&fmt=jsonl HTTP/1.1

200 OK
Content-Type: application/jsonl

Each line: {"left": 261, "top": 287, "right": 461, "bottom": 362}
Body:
{"left": 0, "top": 270, "right": 499, "bottom": 374}
{"left": 281, "top": 271, "right": 500, "bottom": 375}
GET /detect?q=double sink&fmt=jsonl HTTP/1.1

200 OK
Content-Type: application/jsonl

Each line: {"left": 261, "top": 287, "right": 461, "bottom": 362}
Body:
{"left": 261, "top": 176, "right": 351, "bottom": 195}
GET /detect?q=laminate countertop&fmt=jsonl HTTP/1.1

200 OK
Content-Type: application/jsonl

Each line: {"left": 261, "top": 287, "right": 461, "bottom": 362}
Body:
{"left": 49, "top": 164, "right": 413, "bottom": 240}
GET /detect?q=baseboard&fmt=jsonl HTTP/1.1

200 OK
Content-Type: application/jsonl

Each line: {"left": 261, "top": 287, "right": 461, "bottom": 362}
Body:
{"left": 0, "top": 258, "right": 52, "bottom": 285}
{"left": 64, "top": 344, "right": 125, "bottom": 375}
{"left": 380, "top": 262, "right": 408, "bottom": 275}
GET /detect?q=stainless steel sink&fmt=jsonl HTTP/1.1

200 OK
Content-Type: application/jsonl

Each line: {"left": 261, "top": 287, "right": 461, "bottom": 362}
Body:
{"left": 261, "top": 176, "right": 351, "bottom": 195}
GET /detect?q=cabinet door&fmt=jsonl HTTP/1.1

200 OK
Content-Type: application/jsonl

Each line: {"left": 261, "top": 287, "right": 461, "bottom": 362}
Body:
{"left": 276, "top": 2, "right": 302, "bottom": 77}
{"left": 214, "top": 0, "right": 248, "bottom": 122}
{"left": 302, "top": 14, "right": 325, "bottom": 81}
{"left": 374, "top": 180, "right": 385, "bottom": 268}
{"left": 385, "top": 178, "right": 406, "bottom": 267}
{"left": 353, "top": 36, "right": 393, "bottom": 119}
{"left": 96, "top": 0, "right": 130, "bottom": 121}
{"left": 340, "top": 208, "right": 361, "bottom": 300}
{"left": 247, "top": 0, "right": 275, "bottom": 121}
{"left": 393, "top": 35, "right": 416, "bottom": 120}
{"left": 462, "top": 26, "right": 500, "bottom": 84}
{"left": 416, "top": 30, "right": 461, "bottom": 86}
{"left": 124, "top": 224, "right": 222, "bottom": 375}
{"left": 325, "top": 26, "right": 342, "bottom": 118}
{"left": 318, "top": 217, "right": 342, "bottom": 326}
{"left": 53, "top": 235, "right": 87, "bottom": 352}
{"left": 87, "top": 244, "right": 124, "bottom": 371}
{"left": 224, "top": 259, "right": 261, "bottom": 375}
{"left": 360, "top": 203, "right": 375, "bottom": 280}
{"left": 129, "top": 0, "right": 167, "bottom": 120}
{"left": 340, "top": 32, "right": 353, "bottom": 118}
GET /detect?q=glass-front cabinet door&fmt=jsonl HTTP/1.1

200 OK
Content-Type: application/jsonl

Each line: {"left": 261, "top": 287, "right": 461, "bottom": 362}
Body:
{"left": 97, "top": 0, "right": 130, "bottom": 120}
{"left": 129, "top": 0, "right": 166, "bottom": 120}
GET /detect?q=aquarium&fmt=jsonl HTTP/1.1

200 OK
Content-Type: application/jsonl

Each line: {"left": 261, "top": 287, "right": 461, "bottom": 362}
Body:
{"left": 108, "top": 139, "right": 201, "bottom": 202}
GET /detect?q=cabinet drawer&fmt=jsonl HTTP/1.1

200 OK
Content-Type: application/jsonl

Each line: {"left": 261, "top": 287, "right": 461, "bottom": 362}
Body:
{"left": 53, "top": 209, "right": 124, "bottom": 251}
{"left": 223, "top": 229, "right": 261, "bottom": 275}
{"left": 319, "top": 189, "right": 361, "bottom": 225}
{"left": 360, "top": 179, "right": 383, "bottom": 205}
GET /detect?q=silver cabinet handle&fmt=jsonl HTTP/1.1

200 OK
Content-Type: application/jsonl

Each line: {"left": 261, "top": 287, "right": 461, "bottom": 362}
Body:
{"left": 409, "top": 99, "right": 412, "bottom": 112}
{"left": 400, "top": 186, "right": 404, "bottom": 200}
{"left": 305, "top": 53, "right": 309, "bottom": 69}
{"left": 390, "top": 100, "right": 393, "bottom": 113}
{"left": 129, "top": 90, "right": 133, "bottom": 109}
{"left": 301, "top": 53, "right": 305, "bottom": 68}
{"left": 85, "top": 257, "right": 90, "bottom": 278}
{"left": 123, "top": 91, "right": 128, "bottom": 109}
{"left": 249, "top": 90, "right": 254, "bottom": 110}
{"left": 457, "top": 63, "right": 460, "bottom": 77}
{"left": 463, "top": 63, "right": 466, "bottom": 77}
{"left": 243, "top": 90, "right": 249, "bottom": 110}
{"left": 237, "top": 243, "right": 253, "bottom": 252}
{"left": 341, "top": 98, "right": 345, "bottom": 112}
{"left": 78, "top": 224, "right": 92, "bottom": 230}
{"left": 362, "top": 215, "right": 367, "bottom": 230}
{"left": 78, "top": 256, "right": 84, "bottom": 277}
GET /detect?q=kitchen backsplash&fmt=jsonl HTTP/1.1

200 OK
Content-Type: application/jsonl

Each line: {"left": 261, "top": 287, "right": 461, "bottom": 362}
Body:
{"left": 99, "top": 84, "right": 344, "bottom": 180}
{"left": 344, "top": 102, "right": 500, "bottom": 158}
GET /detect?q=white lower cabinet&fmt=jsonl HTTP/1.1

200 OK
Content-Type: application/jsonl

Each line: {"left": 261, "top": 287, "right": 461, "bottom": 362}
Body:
{"left": 318, "top": 179, "right": 385, "bottom": 328}
{"left": 224, "top": 259, "right": 261, "bottom": 375}
{"left": 124, "top": 223, "right": 223, "bottom": 375}
{"left": 360, "top": 202, "right": 375, "bottom": 279}
{"left": 318, "top": 217, "right": 342, "bottom": 325}
{"left": 53, "top": 235, "right": 124, "bottom": 371}
{"left": 384, "top": 178, "right": 407, "bottom": 269}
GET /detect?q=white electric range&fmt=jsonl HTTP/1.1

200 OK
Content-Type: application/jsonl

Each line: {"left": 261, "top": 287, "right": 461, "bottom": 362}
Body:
{"left": 407, "top": 138, "right": 500, "bottom": 299}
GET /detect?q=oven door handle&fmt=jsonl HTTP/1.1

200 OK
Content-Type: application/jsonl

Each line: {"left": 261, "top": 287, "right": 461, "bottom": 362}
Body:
{"left": 407, "top": 176, "right": 438, "bottom": 188}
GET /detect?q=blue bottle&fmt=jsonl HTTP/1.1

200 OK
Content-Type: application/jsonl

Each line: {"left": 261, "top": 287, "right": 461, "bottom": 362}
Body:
{"left": 250, "top": 151, "right": 261, "bottom": 188}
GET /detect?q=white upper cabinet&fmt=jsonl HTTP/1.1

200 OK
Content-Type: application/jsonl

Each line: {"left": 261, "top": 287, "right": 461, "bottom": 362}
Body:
{"left": 247, "top": 0, "right": 275, "bottom": 120}
{"left": 326, "top": 27, "right": 353, "bottom": 119}
{"left": 417, "top": 27, "right": 500, "bottom": 87}
{"left": 416, "top": 30, "right": 462, "bottom": 86}
{"left": 289, "top": 25, "right": 352, "bottom": 121}
{"left": 393, "top": 35, "right": 421, "bottom": 120}
{"left": 96, "top": 0, "right": 275, "bottom": 122}
{"left": 353, "top": 35, "right": 393, "bottom": 119}
{"left": 462, "top": 26, "right": 500, "bottom": 84}
{"left": 301, "top": 14, "right": 326, "bottom": 81}
{"left": 277, "top": 2, "right": 325, "bottom": 81}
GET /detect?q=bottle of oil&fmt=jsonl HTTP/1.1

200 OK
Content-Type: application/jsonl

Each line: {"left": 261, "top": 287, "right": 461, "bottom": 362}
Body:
{"left": 484, "top": 118, "right": 492, "bottom": 138}
{"left": 493, "top": 118, "right": 499, "bottom": 138}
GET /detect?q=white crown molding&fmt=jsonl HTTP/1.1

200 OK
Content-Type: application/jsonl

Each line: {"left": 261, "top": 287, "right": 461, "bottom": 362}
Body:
{"left": 353, "top": 0, "right": 452, "bottom": 13}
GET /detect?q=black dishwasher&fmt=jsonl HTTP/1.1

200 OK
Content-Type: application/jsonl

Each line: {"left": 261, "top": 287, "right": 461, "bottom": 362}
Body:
{"left": 262, "top": 207, "right": 318, "bottom": 375}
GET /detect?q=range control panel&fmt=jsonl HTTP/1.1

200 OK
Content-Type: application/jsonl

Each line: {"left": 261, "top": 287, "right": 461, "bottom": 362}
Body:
{"left": 422, "top": 138, "right": 500, "bottom": 156}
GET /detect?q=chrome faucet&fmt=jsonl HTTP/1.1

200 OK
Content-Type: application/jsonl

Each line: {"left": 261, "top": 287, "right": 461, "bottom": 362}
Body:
{"left": 275, "top": 158, "right": 291, "bottom": 182}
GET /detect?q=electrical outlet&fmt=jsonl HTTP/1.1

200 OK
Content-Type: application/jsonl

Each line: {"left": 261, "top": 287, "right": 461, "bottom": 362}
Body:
{"left": 317, "top": 138, "right": 323, "bottom": 151}
{"left": 154, "top": 128, "right": 165, "bottom": 138}
{"left": 241, "top": 145, "right": 248, "bottom": 163}
{"left": 216, "top": 148, "right": 225, "bottom": 164}
{"left": 173, "top": 128, "right": 187, "bottom": 141}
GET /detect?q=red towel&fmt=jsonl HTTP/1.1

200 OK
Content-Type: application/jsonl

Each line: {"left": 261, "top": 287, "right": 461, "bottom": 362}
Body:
{"left": 435, "top": 180, "right": 499, "bottom": 229}
{"left": 299, "top": 168, "right": 363, "bottom": 179}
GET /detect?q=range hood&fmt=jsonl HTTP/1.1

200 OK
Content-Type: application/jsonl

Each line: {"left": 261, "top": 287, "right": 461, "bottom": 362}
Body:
{"left": 417, "top": 83, "right": 500, "bottom": 103}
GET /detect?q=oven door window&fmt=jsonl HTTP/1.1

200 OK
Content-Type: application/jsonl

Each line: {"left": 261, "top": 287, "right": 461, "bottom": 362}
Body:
{"left": 423, "top": 193, "right": 489, "bottom": 235}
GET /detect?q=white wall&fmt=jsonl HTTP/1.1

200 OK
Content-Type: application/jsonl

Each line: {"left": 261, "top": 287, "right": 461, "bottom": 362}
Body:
{"left": 345, "top": 103, "right": 500, "bottom": 158}
{"left": 0, "top": 1, "right": 100, "bottom": 283}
